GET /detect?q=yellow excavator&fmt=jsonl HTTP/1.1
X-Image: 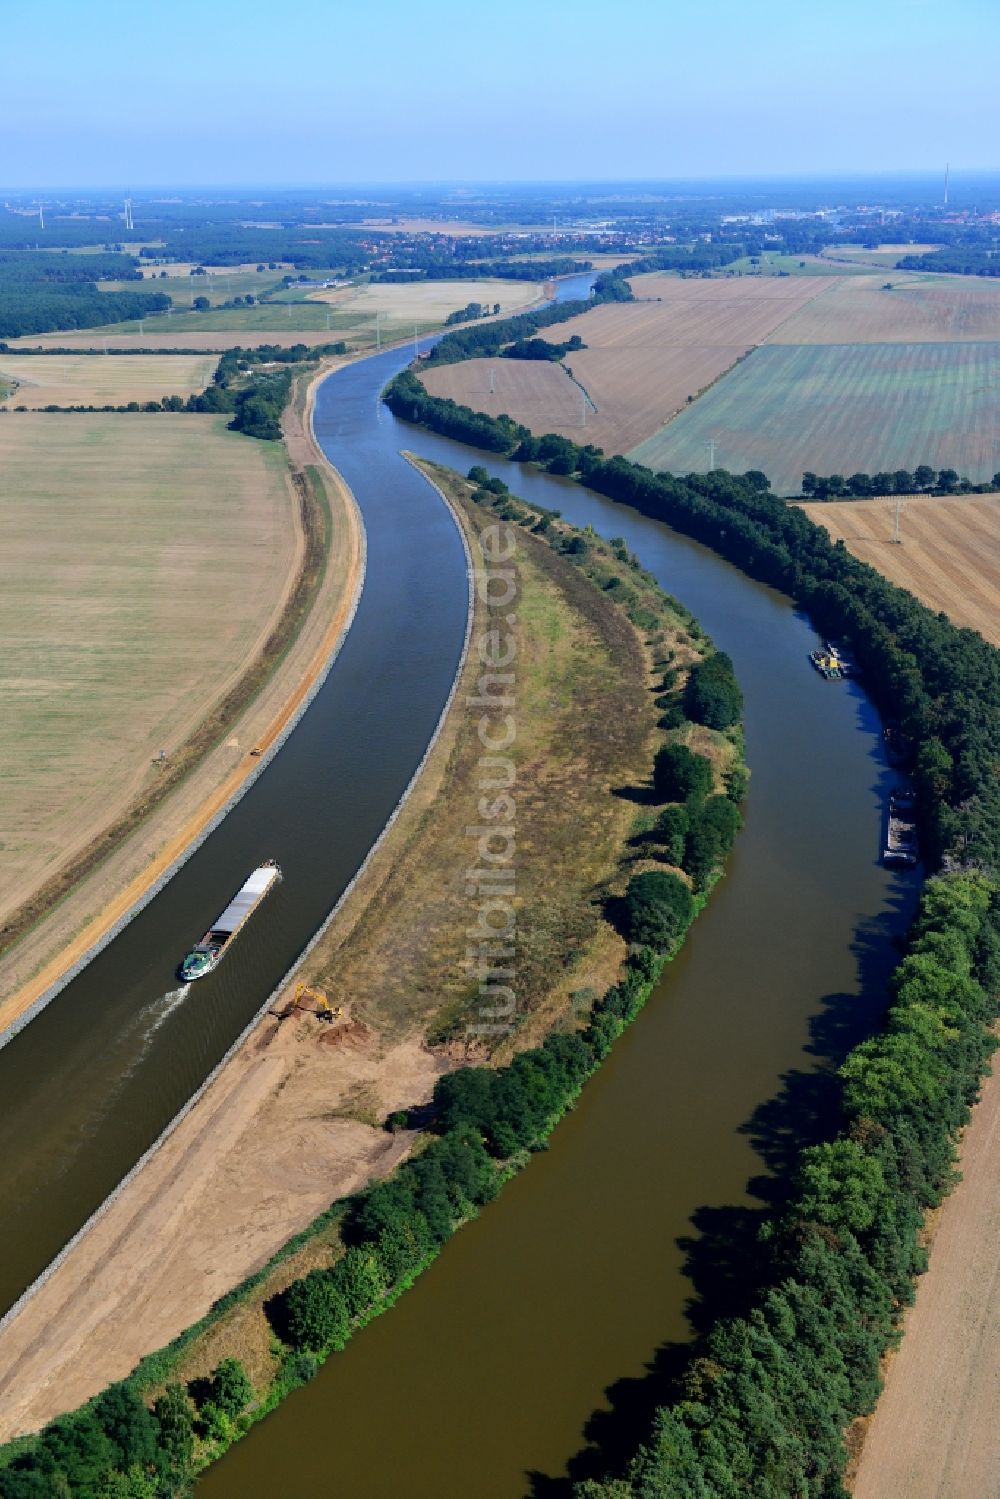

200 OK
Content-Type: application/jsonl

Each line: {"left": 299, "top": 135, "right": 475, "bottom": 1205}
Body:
{"left": 289, "top": 983, "right": 342, "bottom": 1022}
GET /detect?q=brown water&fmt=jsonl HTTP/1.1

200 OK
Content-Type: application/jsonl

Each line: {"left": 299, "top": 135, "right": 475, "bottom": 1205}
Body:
{"left": 199, "top": 383, "right": 919, "bottom": 1497}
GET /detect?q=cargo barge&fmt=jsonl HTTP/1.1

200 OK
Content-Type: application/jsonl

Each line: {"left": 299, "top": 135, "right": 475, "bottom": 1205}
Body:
{"left": 178, "top": 862, "right": 281, "bottom": 980}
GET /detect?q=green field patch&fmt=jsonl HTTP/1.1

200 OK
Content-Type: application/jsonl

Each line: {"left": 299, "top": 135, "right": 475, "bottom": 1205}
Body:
{"left": 629, "top": 341, "right": 1000, "bottom": 494}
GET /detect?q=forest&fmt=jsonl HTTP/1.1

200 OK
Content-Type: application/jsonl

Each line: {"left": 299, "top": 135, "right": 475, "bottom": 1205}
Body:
{"left": 0, "top": 252, "right": 169, "bottom": 338}
{"left": 384, "top": 370, "right": 1000, "bottom": 1497}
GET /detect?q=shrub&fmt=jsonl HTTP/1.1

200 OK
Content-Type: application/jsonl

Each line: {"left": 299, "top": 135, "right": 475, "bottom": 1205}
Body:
{"left": 683, "top": 650, "right": 743, "bottom": 730}
{"left": 276, "top": 1270, "right": 350, "bottom": 1352}
{"left": 652, "top": 743, "right": 713, "bottom": 803}
{"left": 621, "top": 871, "right": 695, "bottom": 948}
{"left": 655, "top": 805, "right": 689, "bottom": 864}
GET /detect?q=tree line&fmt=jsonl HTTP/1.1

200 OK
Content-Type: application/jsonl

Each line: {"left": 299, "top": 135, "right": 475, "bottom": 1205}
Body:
{"left": 503, "top": 333, "right": 585, "bottom": 361}
{"left": 372, "top": 256, "right": 590, "bottom": 282}
{"left": 802, "top": 466, "right": 1000, "bottom": 498}
{"left": 897, "top": 247, "right": 1000, "bottom": 276}
{"left": 385, "top": 362, "right": 1000, "bottom": 1497}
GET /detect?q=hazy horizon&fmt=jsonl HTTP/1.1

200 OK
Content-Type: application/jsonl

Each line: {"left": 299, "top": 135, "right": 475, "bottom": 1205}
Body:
{"left": 5, "top": 0, "right": 997, "bottom": 191}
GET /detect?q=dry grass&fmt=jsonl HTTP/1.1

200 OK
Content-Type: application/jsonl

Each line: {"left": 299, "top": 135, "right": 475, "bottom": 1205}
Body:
{"left": 801, "top": 495, "right": 1000, "bottom": 644}
{"left": 0, "top": 414, "right": 298, "bottom": 928}
{"left": 311, "top": 470, "right": 659, "bottom": 1046}
{"left": 0, "top": 354, "right": 217, "bottom": 408}
{"left": 768, "top": 272, "right": 1000, "bottom": 343}
{"left": 307, "top": 277, "right": 543, "bottom": 323}
{"left": 421, "top": 276, "right": 834, "bottom": 454}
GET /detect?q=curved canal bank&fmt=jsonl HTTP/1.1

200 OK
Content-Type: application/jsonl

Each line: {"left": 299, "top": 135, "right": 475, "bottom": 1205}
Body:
{"left": 198, "top": 372, "right": 920, "bottom": 1497}
{"left": 0, "top": 349, "right": 473, "bottom": 1318}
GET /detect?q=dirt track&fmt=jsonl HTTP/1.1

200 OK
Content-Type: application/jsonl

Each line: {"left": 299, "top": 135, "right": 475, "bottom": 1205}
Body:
{"left": 850, "top": 1061, "right": 1000, "bottom": 1497}
{"left": 0, "top": 1012, "right": 439, "bottom": 1440}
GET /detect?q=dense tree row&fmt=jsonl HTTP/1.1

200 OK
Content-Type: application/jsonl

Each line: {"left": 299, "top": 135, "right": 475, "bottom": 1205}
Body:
{"left": 502, "top": 333, "right": 585, "bottom": 361}
{"left": 802, "top": 466, "right": 999, "bottom": 498}
{"left": 897, "top": 247, "right": 1000, "bottom": 276}
{"left": 578, "top": 871, "right": 997, "bottom": 1499}
{"left": 386, "top": 368, "right": 1000, "bottom": 1499}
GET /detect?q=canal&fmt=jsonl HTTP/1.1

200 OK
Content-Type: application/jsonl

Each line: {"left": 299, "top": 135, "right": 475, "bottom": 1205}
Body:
{"left": 198, "top": 332, "right": 919, "bottom": 1494}
{"left": 0, "top": 345, "right": 471, "bottom": 1315}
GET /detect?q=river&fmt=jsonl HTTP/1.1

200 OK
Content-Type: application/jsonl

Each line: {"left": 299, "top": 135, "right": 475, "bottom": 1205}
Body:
{"left": 198, "top": 313, "right": 919, "bottom": 1495}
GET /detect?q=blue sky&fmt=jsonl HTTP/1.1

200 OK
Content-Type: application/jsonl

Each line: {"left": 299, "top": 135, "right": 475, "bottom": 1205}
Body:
{"left": 4, "top": 0, "right": 998, "bottom": 188}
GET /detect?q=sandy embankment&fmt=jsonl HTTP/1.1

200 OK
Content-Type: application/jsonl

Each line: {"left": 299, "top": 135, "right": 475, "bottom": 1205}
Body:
{"left": 0, "top": 360, "right": 363, "bottom": 1040}
{"left": 0, "top": 470, "right": 478, "bottom": 1442}
{"left": 849, "top": 1056, "right": 1000, "bottom": 1498}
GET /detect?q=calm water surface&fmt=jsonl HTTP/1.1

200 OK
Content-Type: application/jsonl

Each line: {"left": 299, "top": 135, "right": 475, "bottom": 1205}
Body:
{"left": 200, "top": 339, "right": 919, "bottom": 1496}
{"left": 0, "top": 346, "right": 470, "bottom": 1314}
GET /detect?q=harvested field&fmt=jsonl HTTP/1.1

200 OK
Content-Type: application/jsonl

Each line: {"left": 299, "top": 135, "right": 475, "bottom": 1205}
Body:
{"left": 849, "top": 1058, "right": 1000, "bottom": 1499}
{"left": 767, "top": 272, "right": 1000, "bottom": 343}
{"left": 306, "top": 276, "right": 543, "bottom": 321}
{"left": 0, "top": 353, "right": 216, "bottom": 408}
{"left": 422, "top": 356, "right": 586, "bottom": 437}
{"left": 631, "top": 342, "right": 1000, "bottom": 494}
{"left": 801, "top": 494, "right": 1000, "bottom": 644}
{"left": 0, "top": 414, "right": 298, "bottom": 931}
{"left": 12, "top": 279, "right": 539, "bottom": 351}
{"left": 422, "top": 276, "right": 835, "bottom": 455}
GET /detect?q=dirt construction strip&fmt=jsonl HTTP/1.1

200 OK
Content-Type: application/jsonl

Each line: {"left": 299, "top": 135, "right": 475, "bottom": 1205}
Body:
{"left": 850, "top": 1060, "right": 1000, "bottom": 1497}
{"left": 0, "top": 362, "right": 364, "bottom": 1044}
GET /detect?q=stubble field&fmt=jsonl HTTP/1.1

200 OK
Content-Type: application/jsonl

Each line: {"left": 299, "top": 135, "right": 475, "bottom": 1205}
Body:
{"left": 422, "top": 275, "right": 836, "bottom": 454}
{"left": 0, "top": 353, "right": 217, "bottom": 407}
{"left": 0, "top": 414, "right": 298, "bottom": 928}
{"left": 766, "top": 272, "right": 1000, "bottom": 343}
{"left": 630, "top": 341, "right": 1000, "bottom": 494}
{"left": 800, "top": 494, "right": 1000, "bottom": 644}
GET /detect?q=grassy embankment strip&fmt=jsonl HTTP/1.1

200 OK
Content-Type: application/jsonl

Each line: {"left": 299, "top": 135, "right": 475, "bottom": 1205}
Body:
{"left": 0, "top": 361, "right": 361, "bottom": 1035}
{"left": 0, "top": 466, "right": 746, "bottom": 1488}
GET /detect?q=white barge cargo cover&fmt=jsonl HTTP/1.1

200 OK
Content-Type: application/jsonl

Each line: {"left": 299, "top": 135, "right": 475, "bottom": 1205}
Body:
{"left": 212, "top": 865, "right": 280, "bottom": 936}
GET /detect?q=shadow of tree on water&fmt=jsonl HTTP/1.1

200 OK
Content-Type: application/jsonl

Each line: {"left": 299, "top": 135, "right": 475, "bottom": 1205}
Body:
{"left": 525, "top": 879, "right": 920, "bottom": 1498}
